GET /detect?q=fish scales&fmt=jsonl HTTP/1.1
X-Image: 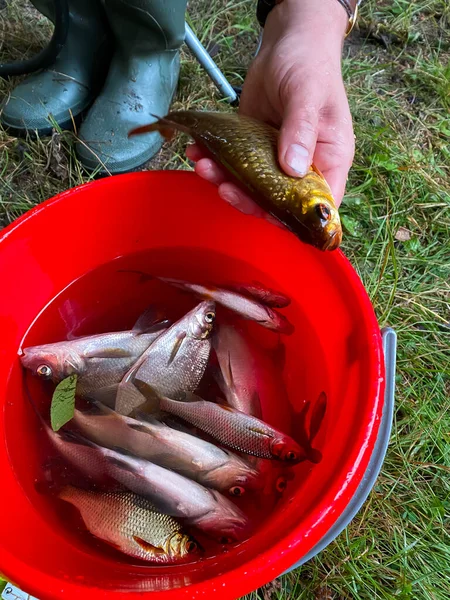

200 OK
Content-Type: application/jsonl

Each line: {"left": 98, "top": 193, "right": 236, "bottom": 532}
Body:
{"left": 167, "top": 112, "right": 295, "bottom": 208}
{"left": 129, "top": 111, "right": 342, "bottom": 250}
{"left": 59, "top": 487, "right": 194, "bottom": 563}
{"left": 160, "top": 397, "right": 274, "bottom": 459}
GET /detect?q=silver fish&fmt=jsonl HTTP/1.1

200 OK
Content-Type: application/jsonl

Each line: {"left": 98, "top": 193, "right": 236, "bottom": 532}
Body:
{"left": 73, "top": 402, "right": 259, "bottom": 496}
{"left": 213, "top": 324, "right": 263, "bottom": 418}
{"left": 225, "top": 281, "right": 291, "bottom": 308}
{"left": 67, "top": 434, "right": 250, "bottom": 543}
{"left": 58, "top": 486, "right": 198, "bottom": 563}
{"left": 159, "top": 278, "right": 293, "bottom": 334}
{"left": 20, "top": 308, "right": 169, "bottom": 398}
{"left": 114, "top": 301, "right": 216, "bottom": 416}
{"left": 136, "top": 385, "right": 305, "bottom": 463}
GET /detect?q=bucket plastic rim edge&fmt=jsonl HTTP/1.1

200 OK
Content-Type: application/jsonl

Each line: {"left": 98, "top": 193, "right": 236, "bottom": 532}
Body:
{"left": 283, "top": 326, "right": 397, "bottom": 572}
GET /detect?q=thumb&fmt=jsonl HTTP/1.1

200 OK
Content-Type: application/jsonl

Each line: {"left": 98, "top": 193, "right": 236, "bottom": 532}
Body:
{"left": 278, "top": 88, "right": 320, "bottom": 178}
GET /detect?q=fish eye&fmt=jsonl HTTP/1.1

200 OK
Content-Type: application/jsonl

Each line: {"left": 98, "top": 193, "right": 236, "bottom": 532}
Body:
{"left": 316, "top": 203, "right": 331, "bottom": 221}
{"left": 276, "top": 477, "right": 288, "bottom": 492}
{"left": 36, "top": 364, "right": 53, "bottom": 379}
{"left": 186, "top": 540, "right": 197, "bottom": 553}
{"left": 286, "top": 451, "right": 298, "bottom": 462}
{"left": 229, "top": 486, "right": 245, "bottom": 497}
{"left": 219, "top": 536, "right": 233, "bottom": 545}
{"left": 204, "top": 311, "right": 215, "bottom": 324}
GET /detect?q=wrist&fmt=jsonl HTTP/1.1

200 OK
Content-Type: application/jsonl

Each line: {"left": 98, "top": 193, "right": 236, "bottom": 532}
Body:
{"left": 269, "top": 0, "right": 349, "bottom": 42}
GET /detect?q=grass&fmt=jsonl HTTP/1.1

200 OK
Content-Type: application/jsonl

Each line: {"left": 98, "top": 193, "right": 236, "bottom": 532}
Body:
{"left": 1, "top": 0, "right": 449, "bottom": 599}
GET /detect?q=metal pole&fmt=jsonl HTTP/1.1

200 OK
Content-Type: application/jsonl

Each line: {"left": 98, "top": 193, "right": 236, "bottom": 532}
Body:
{"left": 184, "top": 22, "right": 238, "bottom": 104}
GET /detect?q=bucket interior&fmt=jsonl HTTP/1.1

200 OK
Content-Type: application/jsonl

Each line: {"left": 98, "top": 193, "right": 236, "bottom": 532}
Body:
{"left": 0, "top": 172, "right": 383, "bottom": 599}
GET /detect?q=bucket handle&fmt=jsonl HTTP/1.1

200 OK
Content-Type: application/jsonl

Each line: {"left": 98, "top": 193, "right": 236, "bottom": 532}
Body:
{"left": 284, "top": 326, "right": 397, "bottom": 572}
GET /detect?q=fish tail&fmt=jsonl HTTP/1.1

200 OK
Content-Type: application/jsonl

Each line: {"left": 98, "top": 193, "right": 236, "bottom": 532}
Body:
{"left": 128, "top": 114, "right": 178, "bottom": 140}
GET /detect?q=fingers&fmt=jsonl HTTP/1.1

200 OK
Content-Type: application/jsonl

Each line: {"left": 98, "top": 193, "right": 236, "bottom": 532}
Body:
{"left": 313, "top": 114, "right": 355, "bottom": 207}
{"left": 218, "top": 183, "right": 286, "bottom": 229}
{"left": 278, "top": 76, "right": 321, "bottom": 178}
{"left": 188, "top": 152, "right": 285, "bottom": 227}
{"left": 193, "top": 157, "right": 229, "bottom": 187}
{"left": 185, "top": 142, "right": 205, "bottom": 162}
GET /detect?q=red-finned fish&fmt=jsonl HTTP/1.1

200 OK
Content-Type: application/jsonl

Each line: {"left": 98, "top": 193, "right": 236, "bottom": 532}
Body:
{"left": 58, "top": 486, "right": 198, "bottom": 563}
{"left": 64, "top": 433, "right": 250, "bottom": 543}
{"left": 72, "top": 401, "right": 260, "bottom": 497}
{"left": 225, "top": 281, "right": 291, "bottom": 308}
{"left": 135, "top": 384, "right": 305, "bottom": 463}
{"left": 158, "top": 278, "right": 293, "bottom": 335}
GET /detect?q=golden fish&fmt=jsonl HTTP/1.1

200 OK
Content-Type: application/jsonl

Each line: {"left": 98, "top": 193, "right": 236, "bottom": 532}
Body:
{"left": 58, "top": 486, "right": 198, "bottom": 563}
{"left": 129, "top": 111, "right": 342, "bottom": 251}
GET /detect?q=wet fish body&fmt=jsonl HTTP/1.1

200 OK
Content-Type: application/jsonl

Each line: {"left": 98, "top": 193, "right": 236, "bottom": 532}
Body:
{"left": 159, "top": 278, "right": 293, "bottom": 334}
{"left": 226, "top": 281, "right": 291, "bottom": 308}
{"left": 20, "top": 319, "right": 169, "bottom": 398}
{"left": 73, "top": 402, "right": 260, "bottom": 496}
{"left": 58, "top": 486, "right": 197, "bottom": 563}
{"left": 213, "top": 324, "right": 262, "bottom": 418}
{"left": 136, "top": 386, "right": 305, "bottom": 464}
{"left": 80, "top": 438, "right": 250, "bottom": 543}
{"left": 115, "top": 301, "right": 216, "bottom": 415}
{"left": 129, "top": 111, "right": 342, "bottom": 251}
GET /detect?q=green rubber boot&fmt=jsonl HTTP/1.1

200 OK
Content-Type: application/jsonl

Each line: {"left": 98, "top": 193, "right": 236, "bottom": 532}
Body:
{"left": 76, "top": 0, "right": 187, "bottom": 174}
{"left": 0, "top": 0, "right": 112, "bottom": 136}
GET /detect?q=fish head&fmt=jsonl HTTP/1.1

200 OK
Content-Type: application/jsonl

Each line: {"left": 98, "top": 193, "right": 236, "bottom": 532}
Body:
{"left": 20, "top": 345, "right": 83, "bottom": 381}
{"left": 270, "top": 436, "right": 306, "bottom": 464}
{"left": 291, "top": 184, "right": 343, "bottom": 251}
{"left": 196, "top": 490, "right": 251, "bottom": 544}
{"left": 187, "top": 301, "right": 216, "bottom": 340}
{"left": 219, "top": 456, "right": 261, "bottom": 497}
{"left": 176, "top": 533, "right": 202, "bottom": 558}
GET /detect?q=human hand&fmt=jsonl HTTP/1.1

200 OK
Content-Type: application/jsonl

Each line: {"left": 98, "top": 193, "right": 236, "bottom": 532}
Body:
{"left": 186, "top": 0, "right": 355, "bottom": 220}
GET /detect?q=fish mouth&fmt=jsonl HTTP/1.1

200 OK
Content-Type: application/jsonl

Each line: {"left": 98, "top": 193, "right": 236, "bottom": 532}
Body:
{"left": 321, "top": 228, "right": 342, "bottom": 251}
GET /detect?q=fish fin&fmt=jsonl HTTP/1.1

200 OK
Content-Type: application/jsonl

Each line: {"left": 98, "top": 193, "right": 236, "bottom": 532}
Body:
{"left": 131, "top": 380, "right": 162, "bottom": 413}
{"left": 86, "top": 385, "right": 120, "bottom": 408}
{"left": 106, "top": 454, "right": 139, "bottom": 473}
{"left": 84, "top": 400, "right": 113, "bottom": 416}
{"left": 133, "top": 536, "right": 165, "bottom": 554}
{"left": 83, "top": 347, "right": 134, "bottom": 359}
{"left": 250, "top": 391, "right": 263, "bottom": 419}
{"left": 218, "top": 404, "right": 236, "bottom": 413}
{"left": 168, "top": 333, "right": 187, "bottom": 365}
{"left": 248, "top": 426, "right": 272, "bottom": 437}
{"left": 110, "top": 446, "right": 136, "bottom": 458}
{"left": 115, "top": 382, "right": 147, "bottom": 416}
{"left": 296, "top": 400, "right": 312, "bottom": 448}
{"left": 126, "top": 422, "right": 156, "bottom": 435}
{"left": 222, "top": 350, "right": 236, "bottom": 391}
{"left": 308, "top": 391, "right": 327, "bottom": 445}
{"left": 310, "top": 163, "right": 327, "bottom": 180}
{"left": 128, "top": 416, "right": 166, "bottom": 432}
{"left": 58, "top": 429, "right": 98, "bottom": 448}
{"left": 177, "top": 391, "right": 204, "bottom": 403}
{"left": 211, "top": 363, "right": 227, "bottom": 396}
{"left": 128, "top": 115, "right": 176, "bottom": 141}
{"left": 140, "top": 319, "right": 171, "bottom": 335}
{"left": 132, "top": 306, "right": 163, "bottom": 332}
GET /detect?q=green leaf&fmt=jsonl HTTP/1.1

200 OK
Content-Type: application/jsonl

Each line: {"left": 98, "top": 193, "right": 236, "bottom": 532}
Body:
{"left": 50, "top": 374, "right": 77, "bottom": 432}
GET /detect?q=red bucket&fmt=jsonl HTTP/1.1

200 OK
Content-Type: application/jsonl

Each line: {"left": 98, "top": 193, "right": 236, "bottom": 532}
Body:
{"left": 0, "top": 171, "right": 385, "bottom": 599}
